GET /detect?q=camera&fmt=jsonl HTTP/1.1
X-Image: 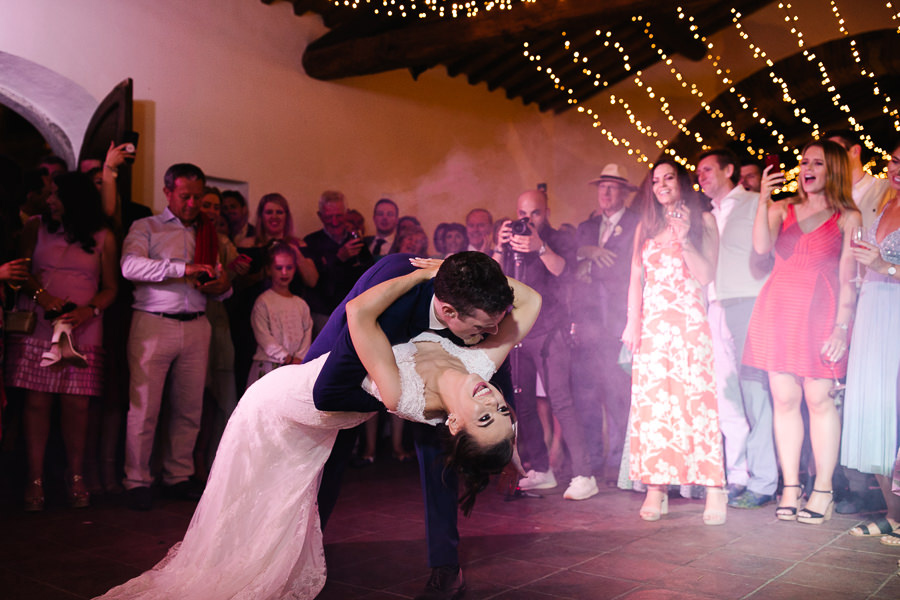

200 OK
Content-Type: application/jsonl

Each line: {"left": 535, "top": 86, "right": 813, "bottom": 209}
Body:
{"left": 510, "top": 217, "right": 532, "bottom": 236}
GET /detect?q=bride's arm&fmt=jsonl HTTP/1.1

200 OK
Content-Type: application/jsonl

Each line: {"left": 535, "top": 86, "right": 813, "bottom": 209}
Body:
{"left": 475, "top": 277, "right": 541, "bottom": 367}
{"left": 346, "top": 263, "right": 438, "bottom": 411}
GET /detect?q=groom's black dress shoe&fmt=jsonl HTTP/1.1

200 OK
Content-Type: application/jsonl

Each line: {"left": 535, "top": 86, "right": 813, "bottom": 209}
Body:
{"left": 415, "top": 565, "right": 465, "bottom": 600}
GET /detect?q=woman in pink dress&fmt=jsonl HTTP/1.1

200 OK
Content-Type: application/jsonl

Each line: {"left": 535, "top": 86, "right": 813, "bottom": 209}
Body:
{"left": 6, "top": 172, "right": 118, "bottom": 510}
{"left": 743, "top": 140, "right": 860, "bottom": 524}
{"left": 622, "top": 159, "right": 727, "bottom": 524}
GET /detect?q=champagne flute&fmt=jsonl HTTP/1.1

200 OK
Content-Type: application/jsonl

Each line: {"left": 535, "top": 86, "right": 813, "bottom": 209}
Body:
{"left": 850, "top": 225, "right": 865, "bottom": 248}
{"left": 821, "top": 351, "right": 846, "bottom": 407}
{"left": 665, "top": 201, "right": 684, "bottom": 246}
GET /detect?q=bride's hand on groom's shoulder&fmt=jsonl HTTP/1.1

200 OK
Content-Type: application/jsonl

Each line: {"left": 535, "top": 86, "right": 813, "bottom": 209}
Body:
{"left": 409, "top": 257, "right": 442, "bottom": 278}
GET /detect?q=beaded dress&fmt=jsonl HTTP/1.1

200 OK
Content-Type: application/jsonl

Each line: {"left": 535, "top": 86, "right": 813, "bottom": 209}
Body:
{"left": 841, "top": 207, "right": 900, "bottom": 476}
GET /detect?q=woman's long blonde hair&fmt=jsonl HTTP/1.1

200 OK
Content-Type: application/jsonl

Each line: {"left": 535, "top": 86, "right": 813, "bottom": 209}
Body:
{"left": 793, "top": 139, "right": 857, "bottom": 214}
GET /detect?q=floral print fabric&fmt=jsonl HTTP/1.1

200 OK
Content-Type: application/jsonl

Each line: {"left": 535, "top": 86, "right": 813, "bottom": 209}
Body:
{"left": 628, "top": 238, "right": 724, "bottom": 486}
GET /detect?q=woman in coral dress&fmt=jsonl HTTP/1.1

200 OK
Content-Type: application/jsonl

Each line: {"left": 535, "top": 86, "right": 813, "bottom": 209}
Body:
{"left": 622, "top": 159, "right": 726, "bottom": 524}
{"left": 743, "top": 140, "right": 860, "bottom": 525}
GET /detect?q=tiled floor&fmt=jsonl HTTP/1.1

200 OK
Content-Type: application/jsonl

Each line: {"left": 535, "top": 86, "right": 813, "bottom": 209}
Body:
{"left": 1, "top": 460, "right": 899, "bottom": 599}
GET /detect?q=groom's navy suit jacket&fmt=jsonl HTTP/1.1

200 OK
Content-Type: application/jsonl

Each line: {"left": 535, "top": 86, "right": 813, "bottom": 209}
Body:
{"left": 305, "top": 253, "right": 512, "bottom": 568}
{"left": 306, "top": 254, "right": 435, "bottom": 413}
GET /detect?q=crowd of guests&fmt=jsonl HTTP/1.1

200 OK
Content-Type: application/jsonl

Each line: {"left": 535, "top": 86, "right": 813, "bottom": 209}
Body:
{"left": 1, "top": 130, "right": 899, "bottom": 549}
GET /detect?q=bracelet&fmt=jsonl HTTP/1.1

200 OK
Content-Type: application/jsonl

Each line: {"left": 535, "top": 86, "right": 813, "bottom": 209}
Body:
{"left": 32, "top": 287, "right": 45, "bottom": 302}
{"left": 835, "top": 322, "right": 849, "bottom": 331}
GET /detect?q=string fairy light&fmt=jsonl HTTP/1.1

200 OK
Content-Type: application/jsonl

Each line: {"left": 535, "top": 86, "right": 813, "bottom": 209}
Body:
{"left": 887, "top": 1, "right": 900, "bottom": 32}
{"left": 639, "top": 13, "right": 780, "bottom": 163}
{"left": 671, "top": 7, "right": 786, "bottom": 162}
{"left": 329, "top": 0, "right": 534, "bottom": 19}
{"left": 522, "top": 3, "right": 895, "bottom": 172}
{"left": 778, "top": 2, "right": 889, "bottom": 159}
{"left": 828, "top": 1, "right": 898, "bottom": 158}
{"left": 729, "top": 7, "right": 813, "bottom": 161}
{"left": 522, "top": 40, "right": 652, "bottom": 163}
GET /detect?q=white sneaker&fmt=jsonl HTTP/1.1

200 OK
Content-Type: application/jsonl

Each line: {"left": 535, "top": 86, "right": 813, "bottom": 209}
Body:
{"left": 564, "top": 475, "right": 599, "bottom": 500}
{"left": 518, "top": 469, "right": 557, "bottom": 490}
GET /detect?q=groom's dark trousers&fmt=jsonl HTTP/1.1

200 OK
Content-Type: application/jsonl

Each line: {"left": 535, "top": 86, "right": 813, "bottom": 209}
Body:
{"left": 305, "top": 253, "right": 512, "bottom": 569}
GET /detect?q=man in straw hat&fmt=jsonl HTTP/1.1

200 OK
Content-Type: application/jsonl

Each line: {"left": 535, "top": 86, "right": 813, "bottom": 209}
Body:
{"left": 571, "top": 163, "right": 640, "bottom": 487}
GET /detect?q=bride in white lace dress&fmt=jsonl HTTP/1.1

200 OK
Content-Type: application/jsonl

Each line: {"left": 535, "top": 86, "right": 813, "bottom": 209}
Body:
{"left": 95, "top": 261, "right": 540, "bottom": 600}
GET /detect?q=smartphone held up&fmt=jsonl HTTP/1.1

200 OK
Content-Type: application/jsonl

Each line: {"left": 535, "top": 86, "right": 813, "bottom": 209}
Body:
{"left": 765, "top": 153, "right": 792, "bottom": 201}
{"left": 122, "top": 131, "right": 139, "bottom": 163}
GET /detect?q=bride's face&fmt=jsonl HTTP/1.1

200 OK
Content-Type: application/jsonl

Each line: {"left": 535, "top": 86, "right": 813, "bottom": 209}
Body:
{"left": 445, "top": 374, "right": 514, "bottom": 446}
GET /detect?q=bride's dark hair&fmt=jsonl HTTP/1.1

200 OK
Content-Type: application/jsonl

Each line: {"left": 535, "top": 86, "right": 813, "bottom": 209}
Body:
{"left": 436, "top": 424, "right": 514, "bottom": 516}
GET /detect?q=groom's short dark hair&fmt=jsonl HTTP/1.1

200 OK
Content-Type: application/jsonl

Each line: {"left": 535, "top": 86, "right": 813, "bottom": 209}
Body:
{"left": 434, "top": 251, "right": 513, "bottom": 317}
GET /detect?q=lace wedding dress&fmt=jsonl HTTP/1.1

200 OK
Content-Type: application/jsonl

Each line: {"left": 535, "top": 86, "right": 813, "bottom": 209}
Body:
{"left": 95, "top": 332, "right": 497, "bottom": 600}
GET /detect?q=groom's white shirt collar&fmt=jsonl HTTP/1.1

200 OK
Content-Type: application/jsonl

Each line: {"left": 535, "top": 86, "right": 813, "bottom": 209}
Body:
{"left": 429, "top": 295, "right": 446, "bottom": 330}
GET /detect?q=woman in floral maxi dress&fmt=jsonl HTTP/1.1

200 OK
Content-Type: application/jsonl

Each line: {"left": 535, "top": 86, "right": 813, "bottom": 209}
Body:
{"left": 622, "top": 159, "right": 727, "bottom": 524}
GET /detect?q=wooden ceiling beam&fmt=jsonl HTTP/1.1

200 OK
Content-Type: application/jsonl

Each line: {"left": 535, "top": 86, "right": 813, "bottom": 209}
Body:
{"left": 302, "top": 0, "right": 670, "bottom": 80}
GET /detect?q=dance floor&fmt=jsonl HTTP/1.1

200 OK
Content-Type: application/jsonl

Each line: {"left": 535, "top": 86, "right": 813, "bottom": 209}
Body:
{"left": 1, "top": 458, "right": 899, "bottom": 600}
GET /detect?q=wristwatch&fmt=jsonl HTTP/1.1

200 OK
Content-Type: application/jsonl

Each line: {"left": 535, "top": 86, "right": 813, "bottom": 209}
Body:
{"left": 888, "top": 265, "right": 897, "bottom": 277}
{"left": 538, "top": 243, "right": 547, "bottom": 256}
{"left": 89, "top": 303, "right": 101, "bottom": 317}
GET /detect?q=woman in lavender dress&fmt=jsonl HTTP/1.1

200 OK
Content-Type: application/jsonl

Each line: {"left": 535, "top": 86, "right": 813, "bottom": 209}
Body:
{"left": 841, "top": 139, "right": 900, "bottom": 542}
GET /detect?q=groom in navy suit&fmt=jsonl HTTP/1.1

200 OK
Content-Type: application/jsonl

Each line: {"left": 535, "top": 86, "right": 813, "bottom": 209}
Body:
{"left": 305, "top": 251, "right": 514, "bottom": 600}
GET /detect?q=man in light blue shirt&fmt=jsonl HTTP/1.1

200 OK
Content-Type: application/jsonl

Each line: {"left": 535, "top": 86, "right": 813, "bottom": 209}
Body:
{"left": 121, "top": 163, "right": 230, "bottom": 510}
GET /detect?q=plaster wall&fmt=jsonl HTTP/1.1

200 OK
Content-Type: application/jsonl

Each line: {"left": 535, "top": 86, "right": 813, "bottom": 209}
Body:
{"left": 0, "top": 0, "right": 889, "bottom": 234}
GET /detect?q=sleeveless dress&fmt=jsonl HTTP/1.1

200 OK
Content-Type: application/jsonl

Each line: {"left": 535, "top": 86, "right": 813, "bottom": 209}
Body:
{"left": 743, "top": 204, "right": 845, "bottom": 379}
{"left": 94, "top": 332, "right": 498, "bottom": 600}
{"left": 628, "top": 238, "right": 724, "bottom": 487}
{"left": 5, "top": 218, "right": 108, "bottom": 396}
{"left": 840, "top": 207, "right": 900, "bottom": 476}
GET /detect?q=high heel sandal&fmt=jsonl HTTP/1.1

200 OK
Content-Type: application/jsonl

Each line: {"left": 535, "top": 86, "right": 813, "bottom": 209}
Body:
{"left": 24, "top": 478, "right": 44, "bottom": 512}
{"left": 775, "top": 484, "right": 802, "bottom": 521}
{"left": 58, "top": 323, "right": 88, "bottom": 368}
{"left": 703, "top": 487, "right": 728, "bottom": 526}
{"left": 797, "top": 489, "right": 833, "bottom": 525}
{"left": 639, "top": 487, "right": 669, "bottom": 522}
{"left": 68, "top": 474, "right": 90, "bottom": 508}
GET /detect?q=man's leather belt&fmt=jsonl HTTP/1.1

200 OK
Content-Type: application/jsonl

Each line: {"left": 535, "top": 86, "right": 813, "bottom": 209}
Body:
{"left": 148, "top": 311, "right": 205, "bottom": 321}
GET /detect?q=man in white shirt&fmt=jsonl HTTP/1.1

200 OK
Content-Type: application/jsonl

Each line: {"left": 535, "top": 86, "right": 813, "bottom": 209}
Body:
{"left": 826, "top": 129, "right": 890, "bottom": 230}
{"left": 121, "top": 163, "right": 230, "bottom": 510}
{"left": 697, "top": 149, "right": 776, "bottom": 509}
{"left": 364, "top": 198, "right": 398, "bottom": 258}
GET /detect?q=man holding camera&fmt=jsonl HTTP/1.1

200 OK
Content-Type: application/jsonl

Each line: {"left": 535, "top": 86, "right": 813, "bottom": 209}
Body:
{"left": 303, "top": 190, "right": 374, "bottom": 335}
{"left": 492, "top": 189, "right": 598, "bottom": 500}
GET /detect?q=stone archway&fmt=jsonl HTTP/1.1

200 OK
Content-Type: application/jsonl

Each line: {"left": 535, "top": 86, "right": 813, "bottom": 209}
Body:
{"left": 0, "top": 51, "right": 98, "bottom": 169}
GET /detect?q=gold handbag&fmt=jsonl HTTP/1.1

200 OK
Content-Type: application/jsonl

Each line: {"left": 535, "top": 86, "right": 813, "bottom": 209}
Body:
{"left": 4, "top": 287, "right": 37, "bottom": 335}
{"left": 4, "top": 308, "right": 36, "bottom": 335}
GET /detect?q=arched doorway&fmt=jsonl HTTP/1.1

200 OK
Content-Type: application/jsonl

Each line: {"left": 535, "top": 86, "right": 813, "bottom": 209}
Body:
{"left": 0, "top": 51, "right": 134, "bottom": 203}
{"left": 0, "top": 51, "right": 100, "bottom": 169}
